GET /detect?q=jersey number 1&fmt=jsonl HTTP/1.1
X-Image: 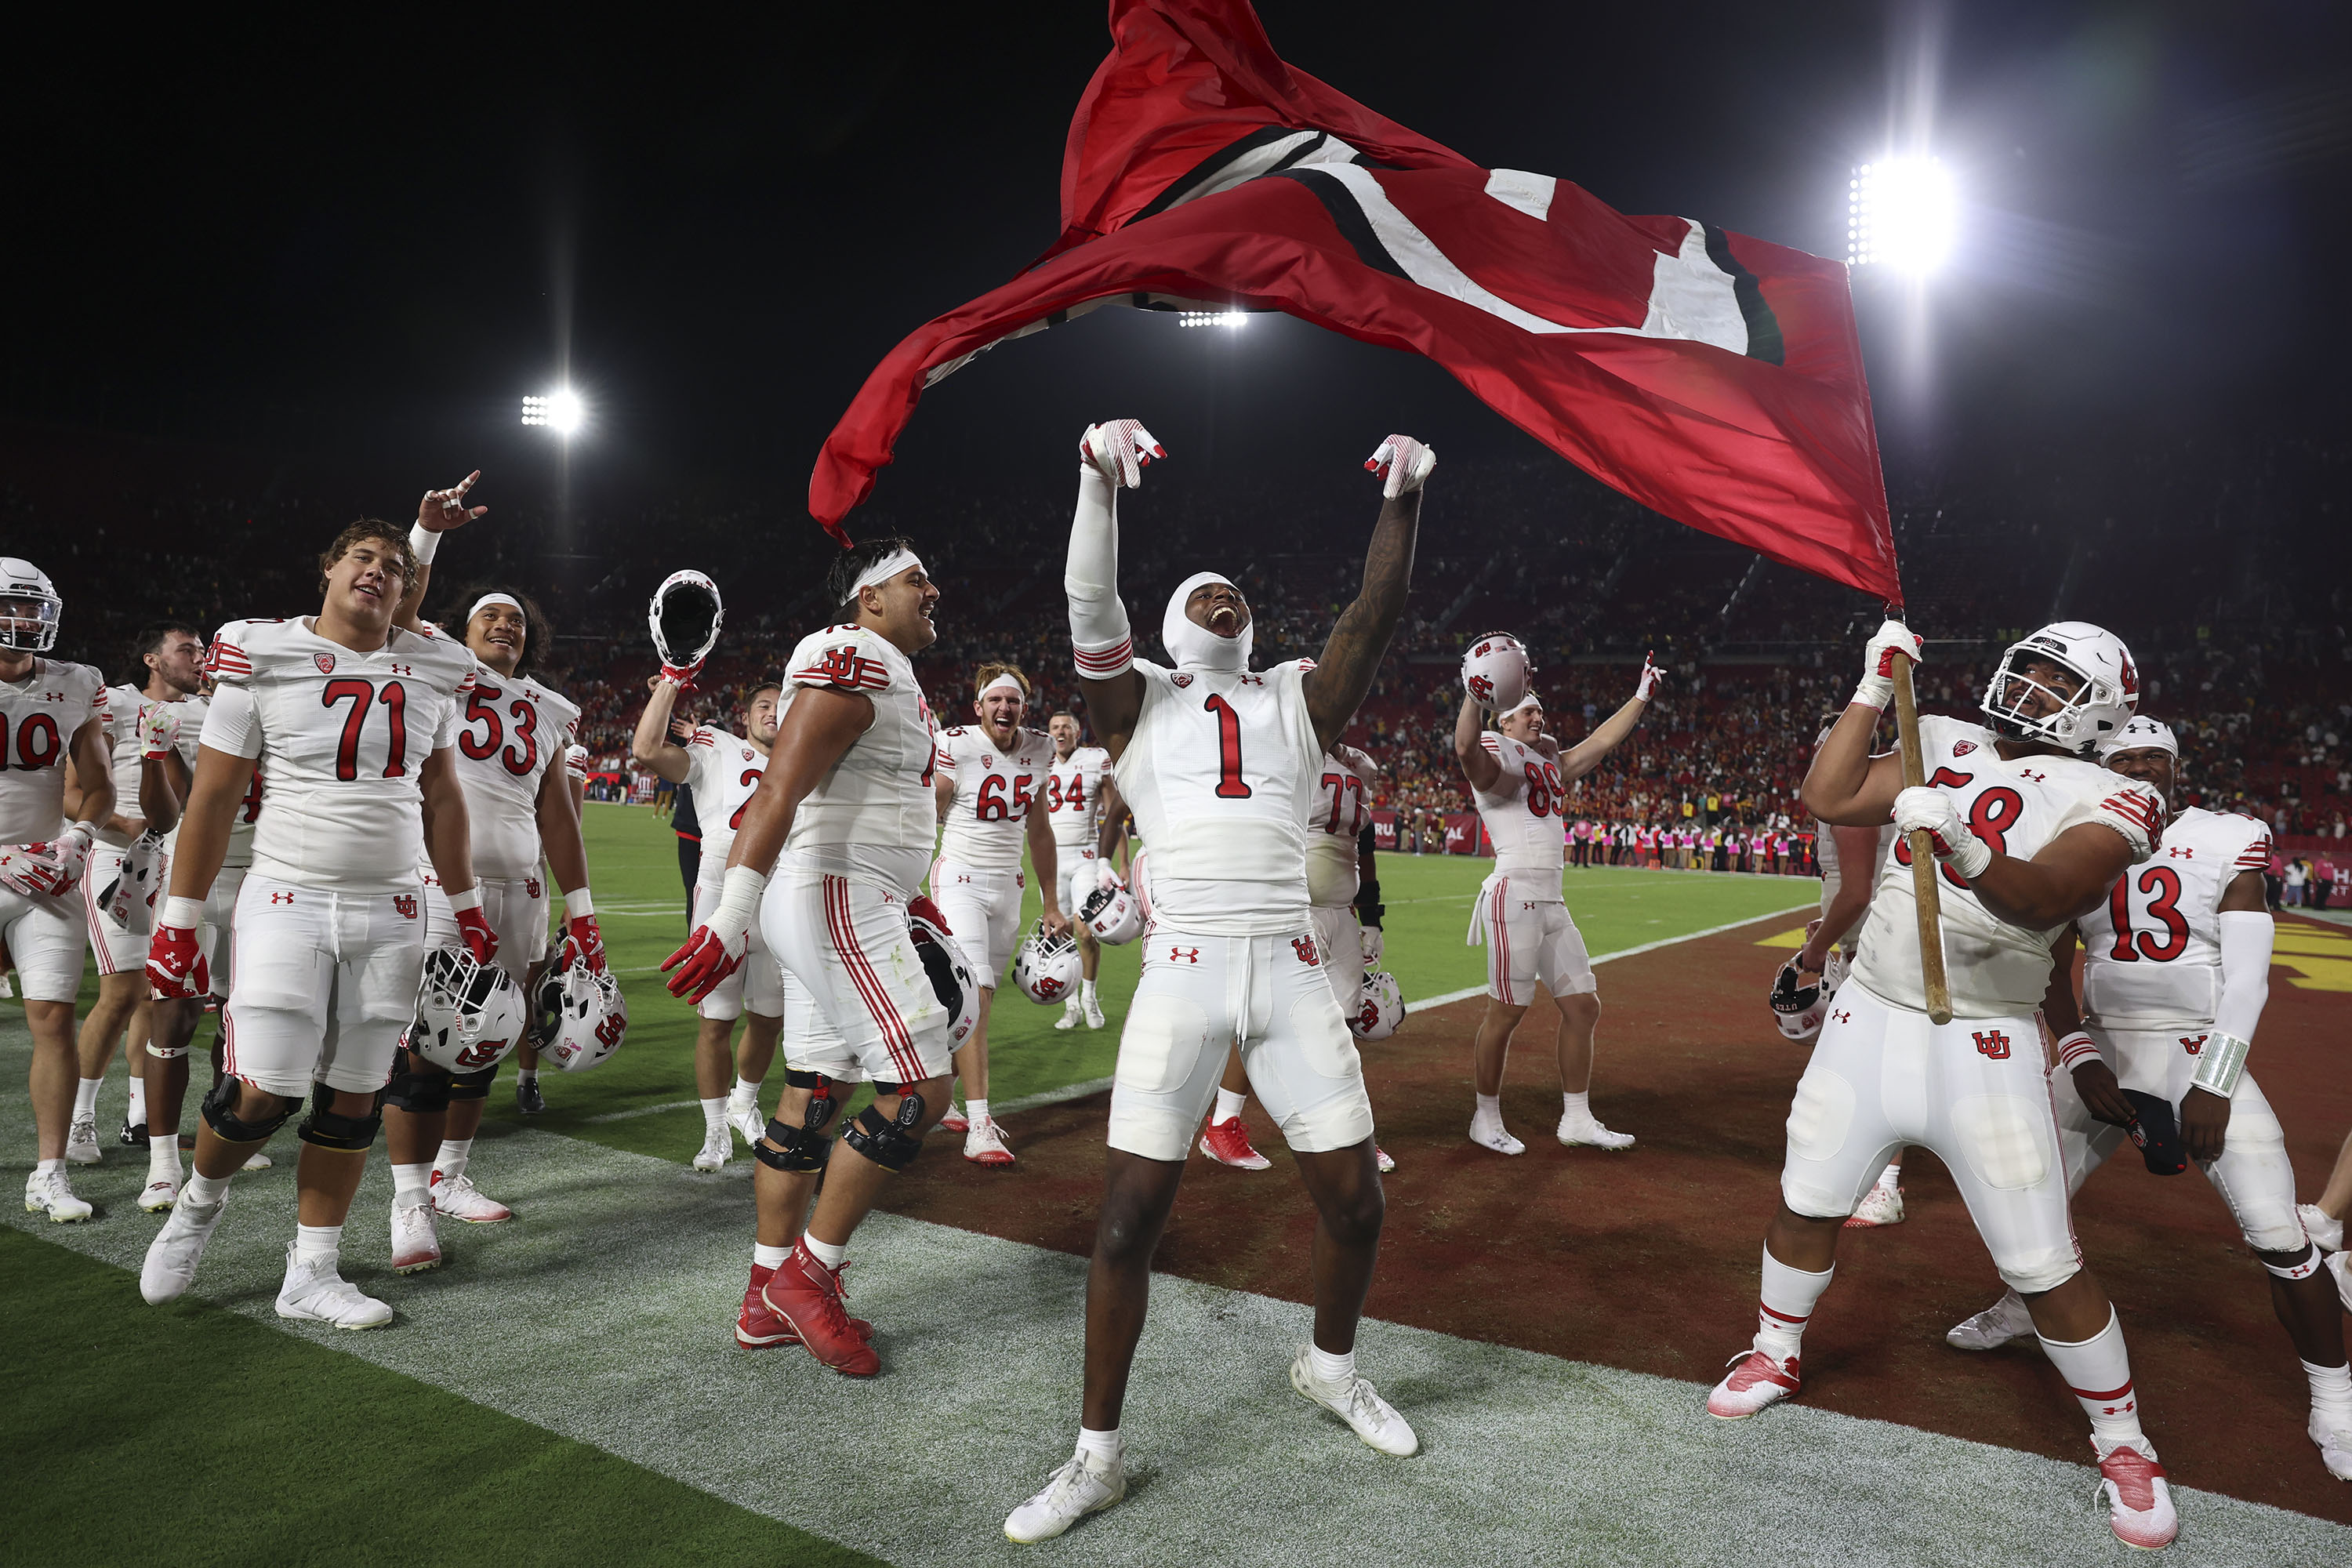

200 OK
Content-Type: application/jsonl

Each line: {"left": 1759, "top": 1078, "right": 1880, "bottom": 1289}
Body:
{"left": 1203, "top": 695, "right": 1250, "bottom": 799}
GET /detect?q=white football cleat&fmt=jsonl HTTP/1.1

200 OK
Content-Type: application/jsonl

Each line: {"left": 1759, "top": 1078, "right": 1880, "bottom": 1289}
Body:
{"left": 1004, "top": 1450, "right": 1126, "bottom": 1543}
{"left": 1946, "top": 1288, "right": 2038, "bottom": 1352}
{"left": 241, "top": 1150, "right": 273, "bottom": 1171}
{"left": 2311, "top": 1414, "right": 2352, "bottom": 1481}
{"left": 1845, "top": 1175, "right": 1907, "bottom": 1229}
{"left": 1468, "top": 1114, "right": 1525, "bottom": 1156}
{"left": 276, "top": 1243, "right": 393, "bottom": 1330}
{"left": 138, "top": 1178, "right": 180, "bottom": 1213}
{"left": 430, "top": 1171, "right": 512, "bottom": 1223}
{"left": 390, "top": 1193, "right": 442, "bottom": 1274}
{"left": 1376, "top": 1145, "right": 1396, "bottom": 1174}
{"left": 1289, "top": 1349, "right": 1418, "bottom": 1456}
{"left": 727, "top": 1096, "right": 765, "bottom": 1149}
{"left": 939, "top": 1105, "right": 971, "bottom": 1134}
{"left": 1083, "top": 993, "right": 1106, "bottom": 1029}
{"left": 692, "top": 1126, "right": 731, "bottom": 1171}
{"left": 2093, "top": 1436, "right": 2179, "bottom": 1550}
{"left": 24, "top": 1168, "right": 93, "bottom": 1223}
{"left": 141, "top": 1196, "right": 226, "bottom": 1303}
{"left": 2301, "top": 1203, "right": 2344, "bottom": 1254}
{"left": 1706, "top": 1348, "right": 1800, "bottom": 1419}
{"left": 65, "top": 1112, "right": 102, "bottom": 1165}
{"left": 1556, "top": 1113, "right": 1635, "bottom": 1150}
{"left": 1054, "top": 1000, "right": 1082, "bottom": 1033}
{"left": 965, "top": 1119, "right": 1016, "bottom": 1167}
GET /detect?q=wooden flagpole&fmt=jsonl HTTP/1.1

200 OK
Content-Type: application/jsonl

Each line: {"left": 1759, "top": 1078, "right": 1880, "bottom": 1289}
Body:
{"left": 1889, "top": 650, "right": 1952, "bottom": 1024}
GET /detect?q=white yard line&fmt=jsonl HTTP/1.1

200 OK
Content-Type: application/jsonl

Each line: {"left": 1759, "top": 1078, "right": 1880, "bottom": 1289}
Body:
{"left": 1404, "top": 902, "right": 1814, "bottom": 1013}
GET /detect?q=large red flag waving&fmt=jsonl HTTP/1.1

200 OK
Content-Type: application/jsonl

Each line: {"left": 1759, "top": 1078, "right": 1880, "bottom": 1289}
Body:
{"left": 811, "top": 0, "right": 1900, "bottom": 604}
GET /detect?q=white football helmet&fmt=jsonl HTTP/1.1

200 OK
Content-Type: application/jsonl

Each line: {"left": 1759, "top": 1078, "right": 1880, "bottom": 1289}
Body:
{"left": 1011, "top": 920, "right": 1083, "bottom": 1005}
{"left": 411, "top": 946, "right": 528, "bottom": 1073}
{"left": 648, "top": 568, "right": 725, "bottom": 672}
{"left": 1351, "top": 970, "right": 1404, "bottom": 1040}
{"left": 1461, "top": 630, "right": 1530, "bottom": 713}
{"left": 0, "top": 558, "right": 63, "bottom": 653}
{"left": 909, "top": 906, "right": 980, "bottom": 1046}
{"left": 532, "top": 937, "right": 629, "bottom": 1073}
{"left": 1079, "top": 882, "right": 1145, "bottom": 945}
{"left": 1979, "top": 621, "right": 2140, "bottom": 755}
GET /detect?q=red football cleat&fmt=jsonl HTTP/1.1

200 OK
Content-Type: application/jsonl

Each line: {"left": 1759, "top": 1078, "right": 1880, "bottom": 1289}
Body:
{"left": 738, "top": 1264, "right": 872, "bottom": 1349}
{"left": 1200, "top": 1116, "right": 1272, "bottom": 1171}
{"left": 1706, "top": 1349, "right": 1801, "bottom": 1419}
{"left": 2095, "top": 1437, "right": 2179, "bottom": 1551}
{"left": 760, "top": 1245, "right": 880, "bottom": 1375}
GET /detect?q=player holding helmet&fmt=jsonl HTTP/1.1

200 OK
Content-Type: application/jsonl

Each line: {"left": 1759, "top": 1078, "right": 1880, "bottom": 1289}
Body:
{"left": 1452, "top": 654, "right": 1661, "bottom": 1156}
{"left": 0, "top": 557, "right": 114, "bottom": 1221}
{"left": 1046, "top": 710, "right": 1119, "bottom": 1030}
{"left": 139, "top": 510, "right": 486, "bottom": 1328}
{"left": 1004, "top": 420, "right": 1424, "bottom": 1544}
{"left": 930, "top": 664, "right": 1069, "bottom": 1164}
{"left": 1708, "top": 619, "right": 2180, "bottom": 1552}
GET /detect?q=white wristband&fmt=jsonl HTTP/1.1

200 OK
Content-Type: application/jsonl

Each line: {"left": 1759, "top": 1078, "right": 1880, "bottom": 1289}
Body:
{"left": 563, "top": 887, "right": 594, "bottom": 919}
{"left": 1851, "top": 677, "right": 1892, "bottom": 712}
{"left": 408, "top": 523, "right": 441, "bottom": 564}
{"left": 713, "top": 864, "right": 768, "bottom": 929}
{"left": 162, "top": 895, "right": 204, "bottom": 930}
{"left": 2190, "top": 1031, "right": 2251, "bottom": 1098}
{"left": 2056, "top": 1030, "right": 2101, "bottom": 1072}
{"left": 446, "top": 884, "right": 482, "bottom": 913}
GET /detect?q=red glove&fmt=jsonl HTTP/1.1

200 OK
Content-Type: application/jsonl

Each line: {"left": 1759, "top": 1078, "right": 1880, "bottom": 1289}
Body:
{"left": 568, "top": 913, "right": 607, "bottom": 975}
{"left": 662, "top": 924, "right": 745, "bottom": 1002}
{"left": 147, "top": 921, "right": 208, "bottom": 1000}
{"left": 659, "top": 659, "right": 706, "bottom": 692}
{"left": 453, "top": 904, "right": 499, "bottom": 964}
{"left": 908, "top": 894, "right": 952, "bottom": 934}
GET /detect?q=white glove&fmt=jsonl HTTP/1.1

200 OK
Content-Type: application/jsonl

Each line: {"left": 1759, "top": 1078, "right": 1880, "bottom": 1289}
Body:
{"left": 1893, "top": 786, "right": 1991, "bottom": 880}
{"left": 1360, "top": 925, "right": 1385, "bottom": 966}
{"left": 1634, "top": 651, "right": 1664, "bottom": 702}
{"left": 1365, "top": 434, "right": 1436, "bottom": 499}
{"left": 140, "top": 702, "right": 183, "bottom": 760}
{"left": 1080, "top": 419, "right": 1164, "bottom": 489}
{"left": 1096, "top": 860, "right": 1126, "bottom": 895}
{"left": 0, "top": 825, "right": 93, "bottom": 900}
{"left": 1853, "top": 619, "right": 1922, "bottom": 710}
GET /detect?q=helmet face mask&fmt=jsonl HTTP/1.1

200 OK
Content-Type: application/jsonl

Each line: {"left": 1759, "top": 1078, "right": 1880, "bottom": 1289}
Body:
{"left": 1976, "top": 622, "right": 2139, "bottom": 754}
{"left": 0, "top": 558, "right": 64, "bottom": 654}
{"left": 648, "top": 569, "right": 725, "bottom": 670}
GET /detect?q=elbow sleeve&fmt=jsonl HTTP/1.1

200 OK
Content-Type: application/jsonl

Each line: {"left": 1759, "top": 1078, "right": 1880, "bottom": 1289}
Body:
{"left": 1067, "top": 466, "right": 1133, "bottom": 677}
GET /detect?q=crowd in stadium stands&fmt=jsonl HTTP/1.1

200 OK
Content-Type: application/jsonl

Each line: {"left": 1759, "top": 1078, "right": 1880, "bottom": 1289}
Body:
{"left": 9, "top": 419, "right": 2350, "bottom": 861}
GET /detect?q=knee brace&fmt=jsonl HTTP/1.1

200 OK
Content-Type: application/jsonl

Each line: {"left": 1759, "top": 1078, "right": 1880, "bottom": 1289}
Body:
{"left": 383, "top": 1050, "right": 452, "bottom": 1114}
{"left": 755, "top": 1073, "right": 840, "bottom": 1173}
{"left": 297, "top": 1085, "right": 387, "bottom": 1151}
{"left": 445, "top": 1064, "right": 498, "bottom": 1103}
{"left": 200, "top": 1075, "right": 296, "bottom": 1144}
{"left": 843, "top": 1089, "right": 926, "bottom": 1172}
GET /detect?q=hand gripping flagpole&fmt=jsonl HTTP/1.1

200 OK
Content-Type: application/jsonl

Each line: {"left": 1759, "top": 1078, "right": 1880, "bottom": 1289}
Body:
{"left": 1888, "top": 639, "right": 1953, "bottom": 1025}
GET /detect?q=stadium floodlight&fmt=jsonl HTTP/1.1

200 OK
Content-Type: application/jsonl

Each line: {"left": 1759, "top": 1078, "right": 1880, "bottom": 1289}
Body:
{"left": 1847, "top": 158, "right": 1955, "bottom": 274}
{"left": 1178, "top": 310, "right": 1249, "bottom": 329}
{"left": 521, "top": 389, "right": 585, "bottom": 434}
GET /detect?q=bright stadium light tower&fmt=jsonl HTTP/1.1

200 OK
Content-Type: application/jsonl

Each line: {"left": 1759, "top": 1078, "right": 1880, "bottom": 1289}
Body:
{"left": 1178, "top": 310, "right": 1249, "bottom": 329}
{"left": 521, "top": 389, "right": 586, "bottom": 435}
{"left": 1848, "top": 157, "right": 1956, "bottom": 275}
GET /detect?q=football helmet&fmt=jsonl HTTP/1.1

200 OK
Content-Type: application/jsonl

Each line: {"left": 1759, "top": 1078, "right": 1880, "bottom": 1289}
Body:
{"left": 533, "top": 935, "right": 630, "bottom": 1073}
{"left": 1351, "top": 970, "right": 1404, "bottom": 1041}
{"left": 648, "top": 569, "right": 725, "bottom": 675}
{"left": 1460, "top": 630, "right": 1530, "bottom": 713}
{"left": 0, "top": 557, "right": 63, "bottom": 653}
{"left": 1079, "top": 882, "right": 1145, "bottom": 945}
{"left": 1011, "top": 920, "right": 1082, "bottom": 1005}
{"left": 1978, "top": 621, "right": 2139, "bottom": 755}
{"left": 412, "top": 946, "right": 528, "bottom": 1073}
{"left": 1768, "top": 957, "right": 1828, "bottom": 1043}
{"left": 909, "top": 906, "right": 979, "bottom": 1046}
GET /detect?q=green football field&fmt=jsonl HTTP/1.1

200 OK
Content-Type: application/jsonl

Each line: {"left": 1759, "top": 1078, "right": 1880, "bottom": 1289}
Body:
{"left": 38, "top": 812, "right": 2340, "bottom": 1567}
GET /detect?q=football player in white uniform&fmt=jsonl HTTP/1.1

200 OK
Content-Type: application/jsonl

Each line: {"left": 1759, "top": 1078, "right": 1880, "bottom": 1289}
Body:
{"left": 666, "top": 535, "right": 954, "bottom": 1378}
{"left": 1004, "top": 421, "right": 1425, "bottom": 1543}
{"left": 69, "top": 622, "right": 207, "bottom": 1163}
{"left": 1938, "top": 717, "right": 2352, "bottom": 1479}
{"left": 1307, "top": 743, "right": 1393, "bottom": 1174}
{"left": 1708, "top": 619, "right": 2180, "bottom": 1552}
{"left": 1452, "top": 659, "right": 1661, "bottom": 1156}
{"left": 140, "top": 515, "right": 488, "bottom": 1329}
{"left": 634, "top": 671, "right": 783, "bottom": 1170}
{"left": 930, "top": 663, "right": 1069, "bottom": 1163}
{"left": 1046, "top": 710, "right": 1119, "bottom": 1030}
{"left": 0, "top": 557, "right": 115, "bottom": 1221}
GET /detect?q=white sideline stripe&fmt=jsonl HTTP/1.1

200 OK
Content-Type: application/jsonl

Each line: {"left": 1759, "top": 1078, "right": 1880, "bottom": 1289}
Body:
{"left": 996, "top": 1076, "right": 1114, "bottom": 1116}
{"left": 1404, "top": 902, "right": 1815, "bottom": 1014}
{"left": 580, "top": 1098, "right": 701, "bottom": 1124}
{"left": 5, "top": 1021, "right": 2344, "bottom": 1568}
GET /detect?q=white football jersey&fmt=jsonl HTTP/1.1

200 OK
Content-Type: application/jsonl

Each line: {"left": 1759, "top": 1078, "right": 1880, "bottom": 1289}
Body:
{"left": 1471, "top": 731, "right": 1566, "bottom": 889}
{"left": 199, "top": 619, "right": 473, "bottom": 895}
{"left": 0, "top": 658, "right": 109, "bottom": 844}
{"left": 432, "top": 646, "right": 581, "bottom": 883}
{"left": 936, "top": 724, "right": 1055, "bottom": 873}
{"left": 1113, "top": 659, "right": 1317, "bottom": 937}
{"left": 1307, "top": 744, "right": 1375, "bottom": 908}
{"left": 1849, "top": 714, "right": 2164, "bottom": 1018}
{"left": 782, "top": 623, "right": 937, "bottom": 896}
{"left": 2078, "top": 805, "right": 2271, "bottom": 1031}
{"left": 1047, "top": 744, "right": 1112, "bottom": 849}
{"left": 684, "top": 725, "right": 768, "bottom": 887}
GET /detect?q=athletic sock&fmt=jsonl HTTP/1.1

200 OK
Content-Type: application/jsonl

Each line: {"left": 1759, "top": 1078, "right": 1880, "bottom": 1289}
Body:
{"left": 1075, "top": 1425, "right": 1123, "bottom": 1468}
{"left": 731, "top": 1075, "right": 763, "bottom": 1107}
{"left": 1214, "top": 1087, "right": 1247, "bottom": 1123}
{"left": 803, "top": 1233, "right": 848, "bottom": 1270}
{"left": 183, "top": 1171, "right": 230, "bottom": 1207}
{"left": 434, "top": 1139, "right": 472, "bottom": 1181}
{"left": 148, "top": 1134, "right": 183, "bottom": 1185}
{"left": 35, "top": 1156, "right": 64, "bottom": 1178}
{"left": 1472, "top": 1092, "right": 1503, "bottom": 1125}
{"left": 966, "top": 1098, "right": 990, "bottom": 1127}
{"left": 391, "top": 1162, "right": 432, "bottom": 1198}
{"left": 516, "top": 1067, "right": 539, "bottom": 1087}
{"left": 127, "top": 1074, "right": 147, "bottom": 1126}
{"left": 292, "top": 1224, "right": 341, "bottom": 1270}
{"left": 701, "top": 1097, "right": 728, "bottom": 1134}
{"left": 2038, "top": 1307, "right": 2146, "bottom": 1443}
{"left": 1082, "top": 980, "right": 1099, "bottom": 1004}
{"left": 753, "top": 1242, "right": 790, "bottom": 1270}
{"left": 1875, "top": 1160, "right": 1903, "bottom": 1190}
{"left": 1562, "top": 1091, "right": 1591, "bottom": 1120}
{"left": 1308, "top": 1344, "right": 1357, "bottom": 1386}
{"left": 1755, "top": 1247, "right": 1835, "bottom": 1362}
{"left": 2306, "top": 1360, "right": 2352, "bottom": 1430}
{"left": 73, "top": 1077, "right": 102, "bottom": 1117}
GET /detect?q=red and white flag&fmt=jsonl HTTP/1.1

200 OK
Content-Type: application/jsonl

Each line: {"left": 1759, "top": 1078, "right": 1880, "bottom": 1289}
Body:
{"left": 811, "top": 0, "right": 1900, "bottom": 604}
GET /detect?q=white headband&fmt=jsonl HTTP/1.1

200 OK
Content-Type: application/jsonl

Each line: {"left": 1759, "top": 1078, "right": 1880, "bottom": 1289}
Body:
{"left": 1501, "top": 691, "right": 1541, "bottom": 719}
{"left": 977, "top": 673, "right": 1026, "bottom": 700}
{"left": 468, "top": 593, "right": 524, "bottom": 625}
{"left": 848, "top": 548, "right": 923, "bottom": 601}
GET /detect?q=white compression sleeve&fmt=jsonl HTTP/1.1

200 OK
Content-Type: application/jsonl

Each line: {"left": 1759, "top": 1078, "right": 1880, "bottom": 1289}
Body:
{"left": 1066, "top": 466, "right": 1133, "bottom": 677}
{"left": 2211, "top": 909, "right": 2274, "bottom": 1049}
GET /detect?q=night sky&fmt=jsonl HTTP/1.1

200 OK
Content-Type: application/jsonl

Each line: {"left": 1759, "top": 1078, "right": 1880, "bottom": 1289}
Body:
{"left": 7, "top": 2, "right": 2347, "bottom": 531}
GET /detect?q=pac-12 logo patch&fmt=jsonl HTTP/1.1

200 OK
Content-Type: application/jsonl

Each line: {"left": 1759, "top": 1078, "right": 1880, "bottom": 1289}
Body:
{"left": 1972, "top": 1029, "right": 2012, "bottom": 1060}
{"left": 1171, "top": 673, "right": 1192, "bottom": 688}
{"left": 1952, "top": 740, "right": 1976, "bottom": 757}
{"left": 314, "top": 653, "right": 336, "bottom": 674}
{"left": 394, "top": 895, "right": 417, "bottom": 920}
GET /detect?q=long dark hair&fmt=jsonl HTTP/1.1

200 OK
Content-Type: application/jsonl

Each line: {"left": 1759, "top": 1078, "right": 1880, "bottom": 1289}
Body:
{"left": 441, "top": 583, "right": 556, "bottom": 679}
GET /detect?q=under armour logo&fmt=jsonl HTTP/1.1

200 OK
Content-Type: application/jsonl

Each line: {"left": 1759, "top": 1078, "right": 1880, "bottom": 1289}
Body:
{"left": 2168, "top": 846, "right": 2194, "bottom": 859}
{"left": 270, "top": 891, "right": 295, "bottom": 904}
{"left": 388, "top": 662, "right": 413, "bottom": 676}
{"left": 2181, "top": 1034, "right": 2206, "bottom": 1056}
{"left": 1831, "top": 1009, "right": 1850, "bottom": 1024}
{"left": 1167, "top": 946, "right": 1200, "bottom": 964}
{"left": 1973, "top": 1029, "right": 2012, "bottom": 1060}
{"left": 1239, "top": 673, "right": 1264, "bottom": 687}
{"left": 2016, "top": 768, "right": 2047, "bottom": 783}
{"left": 1291, "top": 935, "right": 1319, "bottom": 967}
{"left": 45, "top": 691, "right": 65, "bottom": 702}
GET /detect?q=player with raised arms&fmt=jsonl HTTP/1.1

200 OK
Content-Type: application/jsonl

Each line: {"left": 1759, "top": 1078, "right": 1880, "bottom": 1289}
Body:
{"left": 1452, "top": 649, "right": 1661, "bottom": 1156}
{"left": 139, "top": 510, "right": 488, "bottom": 1328}
{"left": 1004, "top": 419, "right": 1425, "bottom": 1543}
{"left": 664, "top": 536, "right": 954, "bottom": 1378}
{"left": 1708, "top": 619, "right": 2180, "bottom": 1552}
{"left": 1046, "top": 710, "right": 1119, "bottom": 1031}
